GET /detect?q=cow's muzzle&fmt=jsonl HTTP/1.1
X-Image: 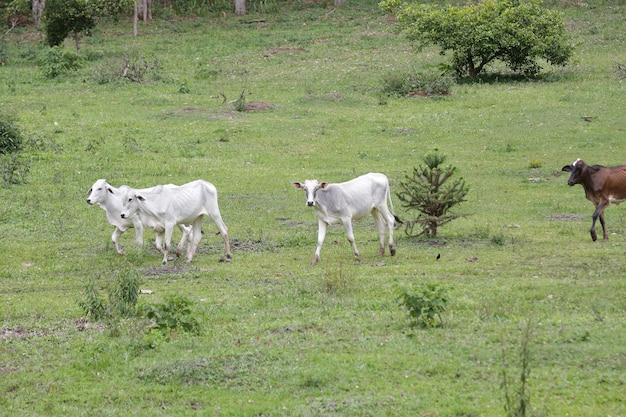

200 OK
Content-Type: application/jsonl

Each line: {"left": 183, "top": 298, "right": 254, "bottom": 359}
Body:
{"left": 86, "top": 199, "right": 93, "bottom": 205}
{"left": 120, "top": 213, "right": 127, "bottom": 219}
{"left": 307, "top": 201, "right": 315, "bottom": 207}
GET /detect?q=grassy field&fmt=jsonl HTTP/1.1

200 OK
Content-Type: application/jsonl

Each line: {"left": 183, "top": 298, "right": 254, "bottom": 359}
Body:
{"left": 1, "top": 1, "right": 625, "bottom": 416}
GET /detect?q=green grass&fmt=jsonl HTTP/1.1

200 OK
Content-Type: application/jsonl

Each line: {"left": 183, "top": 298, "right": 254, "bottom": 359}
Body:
{"left": 1, "top": 1, "right": 625, "bottom": 416}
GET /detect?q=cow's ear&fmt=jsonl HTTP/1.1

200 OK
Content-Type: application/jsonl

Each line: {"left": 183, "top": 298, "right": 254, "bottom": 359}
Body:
{"left": 562, "top": 165, "right": 572, "bottom": 172}
{"left": 87, "top": 188, "right": 92, "bottom": 196}
{"left": 137, "top": 195, "right": 146, "bottom": 202}
{"left": 292, "top": 182, "right": 303, "bottom": 189}
{"left": 319, "top": 182, "right": 328, "bottom": 189}
{"left": 107, "top": 187, "right": 114, "bottom": 194}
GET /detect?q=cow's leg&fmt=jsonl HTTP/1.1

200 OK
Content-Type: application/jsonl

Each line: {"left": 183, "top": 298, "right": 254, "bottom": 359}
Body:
{"left": 155, "top": 232, "right": 164, "bottom": 251}
{"left": 160, "top": 225, "right": 175, "bottom": 265}
{"left": 133, "top": 221, "right": 144, "bottom": 247}
{"left": 372, "top": 211, "right": 386, "bottom": 256}
{"left": 175, "top": 224, "right": 192, "bottom": 257}
{"left": 386, "top": 211, "right": 397, "bottom": 256}
{"left": 599, "top": 211, "right": 608, "bottom": 240}
{"left": 342, "top": 219, "right": 361, "bottom": 262}
{"left": 312, "top": 220, "right": 328, "bottom": 266}
{"left": 591, "top": 201, "right": 609, "bottom": 241}
{"left": 185, "top": 218, "right": 204, "bottom": 264}
{"left": 112, "top": 227, "right": 125, "bottom": 255}
{"left": 208, "top": 212, "right": 232, "bottom": 262}
{"left": 376, "top": 206, "right": 397, "bottom": 256}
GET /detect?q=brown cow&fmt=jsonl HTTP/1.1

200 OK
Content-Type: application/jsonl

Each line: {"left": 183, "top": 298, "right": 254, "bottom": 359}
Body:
{"left": 562, "top": 158, "right": 626, "bottom": 241}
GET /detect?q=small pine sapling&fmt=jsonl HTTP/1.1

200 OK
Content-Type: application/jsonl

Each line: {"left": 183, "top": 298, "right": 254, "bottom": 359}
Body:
{"left": 396, "top": 151, "right": 469, "bottom": 237}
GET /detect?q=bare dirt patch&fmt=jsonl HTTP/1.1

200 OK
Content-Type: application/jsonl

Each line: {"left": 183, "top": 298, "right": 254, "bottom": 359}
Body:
{"left": 242, "top": 101, "right": 275, "bottom": 112}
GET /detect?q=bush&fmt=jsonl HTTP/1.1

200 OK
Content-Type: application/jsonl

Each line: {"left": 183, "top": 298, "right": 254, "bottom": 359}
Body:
{"left": 399, "top": 283, "right": 449, "bottom": 328}
{"left": 92, "top": 52, "right": 163, "bottom": 84}
{"left": 1, "top": 154, "right": 30, "bottom": 187}
{"left": 78, "top": 270, "right": 140, "bottom": 321}
{"left": 139, "top": 294, "right": 203, "bottom": 337}
{"left": 381, "top": 69, "right": 453, "bottom": 97}
{"left": 0, "top": 111, "right": 23, "bottom": 154}
{"left": 78, "top": 278, "right": 109, "bottom": 321}
{"left": 381, "top": 0, "right": 573, "bottom": 78}
{"left": 37, "top": 46, "right": 84, "bottom": 78}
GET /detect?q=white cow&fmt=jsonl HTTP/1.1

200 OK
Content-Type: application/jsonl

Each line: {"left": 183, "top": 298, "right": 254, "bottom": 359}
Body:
{"left": 292, "top": 172, "right": 401, "bottom": 265}
{"left": 120, "top": 180, "right": 232, "bottom": 265}
{"left": 86, "top": 179, "right": 191, "bottom": 255}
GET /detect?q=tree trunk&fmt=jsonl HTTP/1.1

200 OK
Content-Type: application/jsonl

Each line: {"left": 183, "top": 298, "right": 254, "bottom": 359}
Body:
{"left": 133, "top": 2, "right": 138, "bottom": 36}
{"left": 235, "top": 0, "right": 246, "bottom": 15}
{"left": 32, "top": 0, "right": 45, "bottom": 27}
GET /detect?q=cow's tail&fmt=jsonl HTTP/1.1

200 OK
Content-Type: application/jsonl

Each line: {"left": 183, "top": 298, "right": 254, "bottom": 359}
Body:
{"left": 386, "top": 184, "right": 403, "bottom": 226}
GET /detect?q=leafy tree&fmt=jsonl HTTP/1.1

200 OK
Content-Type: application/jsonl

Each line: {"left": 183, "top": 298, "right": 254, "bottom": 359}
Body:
{"left": 396, "top": 151, "right": 469, "bottom": 237}
{"left": 43, "top": 0, "right": 96, "bottom": 50}
{"left": 43, "top": 0, "right": 132, "bottom": 51}
{"left": 380, "top": 0, "right": 573, "bottom": 78}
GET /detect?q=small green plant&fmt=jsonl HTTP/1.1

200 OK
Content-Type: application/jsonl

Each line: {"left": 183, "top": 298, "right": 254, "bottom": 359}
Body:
{"left": 78, "top": 278, "right": 109, "bottom": 321}
{"left": 0, "top": 110, "right": 23, "bottom": 155}
{"left": 399, "top": 283, "right": 449, "bottom": 328}
{"left": 396, "top": 150, "right": 470, "bottom": 237}
{"left": 37, "top": 46, "right": 83, "bottom": 79}
{"left": 109, "top": 270, "right": 140, "bottom": 318}
{"left": 528, "top": 158, "right": 543, "bottom": 169}
{"left": 78, "top": 270, "right": 140, "bottom": 321}
{"left": 232, "top": 88, "right": 249, "bottom": 112}
{"left": 139, "top": 294, "right": 202, "bottom": 337}
{"left": 1, "top": 154, "right": 30, "bottom": 187}
{"left": 501, "top": 319, "right": 534, "bottom": 417}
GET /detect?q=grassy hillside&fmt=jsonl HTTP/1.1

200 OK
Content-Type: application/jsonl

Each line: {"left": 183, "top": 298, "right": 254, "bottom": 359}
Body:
{"left": 1, "top": 1, "right": 625, "bottom": 416}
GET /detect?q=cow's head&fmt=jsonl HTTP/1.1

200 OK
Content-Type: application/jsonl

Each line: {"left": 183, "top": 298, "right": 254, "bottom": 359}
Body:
{"left": 119, "top": 186, "right": 145, "bottom": 219}
{"left": 86, "top": 179, "right": 114, "bottom": 205}
{"left": 292, "top": 180, "right": 328, "bottom": 207}
{"left": 561, "top": 158, "right": 586, "bottom": 186}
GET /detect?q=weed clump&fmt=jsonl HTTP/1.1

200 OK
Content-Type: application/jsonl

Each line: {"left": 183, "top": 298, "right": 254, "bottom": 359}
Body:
{"left": 139, "top": 294, "right": 203, "bottom": 338}
{"left": 399, "top": 283, "right": 449, "bottom": 328}
{"left": 36, "top": 46, "right": 83, "bottom": 78}
{"left": 380, "top": 69, "right": 453, "bottom": 98}
{"left": 78, "top": 270, "right": 140, "bottom": 320}
{"left": 0, "top": 109, "right": 30, "bottom": 187}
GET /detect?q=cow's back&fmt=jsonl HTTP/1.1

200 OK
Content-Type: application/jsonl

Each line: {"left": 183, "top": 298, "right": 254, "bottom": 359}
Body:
{"left": 165, "top": 180, "right": 219, "bottom": 222}
{"left": 318, "top": 173, "right": 389, "bottom": 218}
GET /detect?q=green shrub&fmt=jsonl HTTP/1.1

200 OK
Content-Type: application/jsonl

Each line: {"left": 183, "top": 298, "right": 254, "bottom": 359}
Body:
{"left": 109, "top": 270, "right": 140, "bottom": 317}
{"left": 381, "top": 0, "right": 573, "bottom": 78}
{"left": 37, "top": 46, "right": 84, "bottom": 78}
{"left": 381, "top": 69, "right": 453, "bottom": 97}
{"left": 399, "top": 283, "right": 449, "bottom": 328}
{"left": 78, "top": 271, "right": 140, "bottom": 321}
{"left": 78, "top": 278, "right": 109, "bottom": 321}
{"left": 0, "top": 111, "right": 23, "bottom": 154}
{"left": 1, "top": 154, "right": 30, "bottom": 187}
{"left": 139, "top": 294, "right": 203, "bottom": 337}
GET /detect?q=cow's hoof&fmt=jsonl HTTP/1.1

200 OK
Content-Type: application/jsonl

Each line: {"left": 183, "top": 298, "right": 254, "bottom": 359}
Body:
{"left": 390, "top": 247, "right": 396, "bottom": 256}
{"left": 590, "top": 231, "right": 597, "bottom": 241}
